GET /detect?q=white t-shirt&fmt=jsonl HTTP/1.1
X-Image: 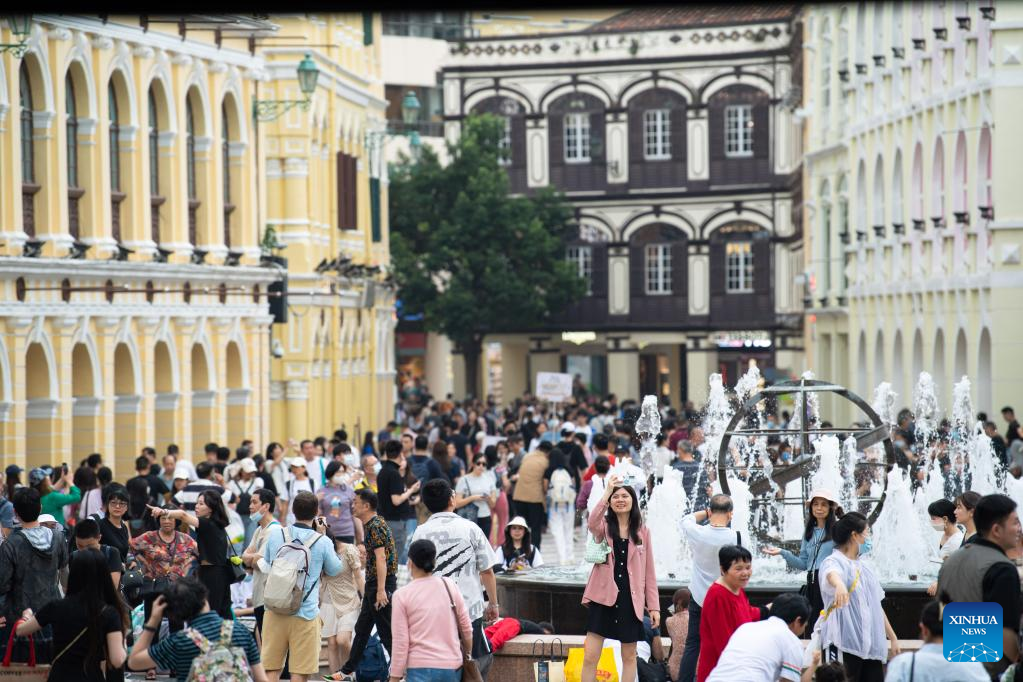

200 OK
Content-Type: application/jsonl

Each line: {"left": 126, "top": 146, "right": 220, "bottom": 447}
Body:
{"left": 938, "top": 529, "right": 964, "bottom": 561}
{"left": 706, "top": 617, "right": 804, "bottom": 682}
{"left": 681, "top": 514, "right": 744, "bottom": 606}
{"left": 281, "top": 477, "right": 315, "bottom": 525}
{"left": 457, "top": 471, "right": 498, "bottom": 518}
{"left": 411, "top": 512, "right": 498, "bottom": 622}
{"left": 498, "top": 545, "right": 544, "bottom": 570}
{"left": 884, "top": 642, "right": 989, "bottom": 682}
{"left": 302, "top": 456, "right": 330, "bottom": 488}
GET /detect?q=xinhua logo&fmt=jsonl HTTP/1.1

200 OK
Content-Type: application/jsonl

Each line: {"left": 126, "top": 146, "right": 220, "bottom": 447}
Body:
{"left": 943, "top": 602, "right": 1003, "bottom": 663}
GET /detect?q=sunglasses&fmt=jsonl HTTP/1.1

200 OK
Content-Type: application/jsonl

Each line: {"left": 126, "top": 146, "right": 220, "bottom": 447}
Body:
{"left": 474, "top": 460, "right": 486, "bottom": 466}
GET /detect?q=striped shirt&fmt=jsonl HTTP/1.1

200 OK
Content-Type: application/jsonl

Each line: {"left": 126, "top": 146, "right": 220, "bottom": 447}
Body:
{"left": 148, "top": 611, "right": 260, "bottom": 681}
{"left": 172, "top": 480, "right": 234, "bottom": 511}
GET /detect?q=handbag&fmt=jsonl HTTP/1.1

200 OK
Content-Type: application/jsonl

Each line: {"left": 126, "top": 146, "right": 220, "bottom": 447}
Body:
{"left": 0, "top": 622, "right": 48, "bottom": 681}
{"left": 798, "top": 535, "right": 825, "bottom": 599}
{"left": 532, "top": 639, "right": 566, "bottom": 682}
{"left": 584, "top": 533, "right": 611, "bottom": 564}
{"left": 441, "top": 579, "right": 484, "bottom": 682}
{"left": 227, "top": 542, "right": 247, "bottom": 584}
{"left": 455, "top": 479, "right": 479, "bottom": 523}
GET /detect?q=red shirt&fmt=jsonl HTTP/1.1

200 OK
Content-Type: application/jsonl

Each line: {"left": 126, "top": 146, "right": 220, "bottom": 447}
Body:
{"left": 668, "top": 428, "right": 689, "bottom": 452}
{"left": 582, "top": 454, "right": 616, "bottom": 481}
{"left": 696, "top": 581, "right": 763, "bottom": 682}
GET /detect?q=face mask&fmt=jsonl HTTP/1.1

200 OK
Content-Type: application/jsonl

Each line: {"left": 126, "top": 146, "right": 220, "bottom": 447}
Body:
{"left": 781, "top": 453, "right": 791, "bottom": 462}
{"left": 249, "top": 511, "right": 263, "bottom": 522}
{"left": 373, "top": 462, "right": 382, "bottom": 475}
{"left": 931, "top": 521, "right": 946, "bottom": 531}
{"left": 859, "top": 536, "right": 873, "bottom": 556}
{"left": 331, "top": 475, "right": 344, "bottom": 486}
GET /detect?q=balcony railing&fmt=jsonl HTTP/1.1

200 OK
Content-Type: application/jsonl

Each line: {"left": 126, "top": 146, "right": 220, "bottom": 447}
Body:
{"left": 387, "top": 119, "right": 445, "bottom": 137}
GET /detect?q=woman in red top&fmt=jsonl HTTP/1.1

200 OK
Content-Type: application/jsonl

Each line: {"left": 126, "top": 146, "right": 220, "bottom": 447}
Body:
{"left": 696, "top": 544, "right": 767, "bottom": 682}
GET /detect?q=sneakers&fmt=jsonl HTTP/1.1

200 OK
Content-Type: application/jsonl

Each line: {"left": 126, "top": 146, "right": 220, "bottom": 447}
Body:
{"left": 321, "top": 672, "right": 356, "bottom": 681}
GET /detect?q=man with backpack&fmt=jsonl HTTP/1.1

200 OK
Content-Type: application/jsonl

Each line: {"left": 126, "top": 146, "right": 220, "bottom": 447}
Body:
{"left": 260, "top": 490, "right": 344, "bottom": 682}
{"left": 128, "top": 576, "right": 268, "bottom": 681}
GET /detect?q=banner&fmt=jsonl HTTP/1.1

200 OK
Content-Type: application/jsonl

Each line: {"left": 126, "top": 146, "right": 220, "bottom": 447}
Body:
{"left": 536, "top": 372, "right": 573, "bottom": 402}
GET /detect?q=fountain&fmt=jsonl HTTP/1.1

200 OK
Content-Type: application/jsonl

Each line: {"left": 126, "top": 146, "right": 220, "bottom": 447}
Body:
{"left": 497, "top": 370, "right": 1010, "bottom": 638}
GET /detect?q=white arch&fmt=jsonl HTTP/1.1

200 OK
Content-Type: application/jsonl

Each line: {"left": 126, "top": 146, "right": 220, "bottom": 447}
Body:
{"left": 978, "top": 328, "right": 992, "bottom": 414}
{"left": 219, "top": 82, "right": 248, "bottom": 146}
{"left": 71, "top": 322, "right": 105, "bottom": 396}
{"left": 618, "top": 77, "right": 696, "bottom": 107}
{"left": 702, "top": 210, "right": 774, "bottom": 239}
{"left": 143, "top": 61, "right": 178, "bottom": 134}
{"left": 21, "top": 33, "right": 56, "bottom": 114}
{"left": 891, "top": 149, "right": 904, "bottom": 228}
{"left": 105, "top": 44, "right": 139, "bottom": 128}
{"left": 539, "top": 81, "right": 612, "bottom": 112}
{"left": 873, "top": 329, "right": 885, "bottom": 389}
{"left": 622, "top": 213, "right": 696, "bottom": 242}
{"left": 953, "top": 132, "right": 967, "bottom": 214}
{"left": 153, "top": 321, "right": 181, "bottom": 393}
{"left": 953, "top": 328, "right": 968, "bottom": 383}
{"left": 112, "top": 326, "right": 144, "bottom": 395}
{"left": 931, "top": 136, "right": 945, "bottom": 219}
{"left": 25, "top": 319, "right": 59, "bottom": 400}
{"left": 701, "top": 73, "right": 774, "bottom": 102}
{"left": 62, "top": 33, "right": 97, "bottom": 118}
{"left": 856, "top": 159, "right": 867, "bottom": 232}
{"left": 892, "top": 330, "right": 905, "bottom": 408}
{"left": 464, "top": 87, "right": 534, "bottom": 116}
{"left": 872, "top": 154, "right": 885, "bottom": 229}
{"left": 224, "top": 337, "right": 251, "bottom": 390}
{"left": 190, "top": 336, "right": 217, "bottom": 391}
{"left": 184, "top": 65, "right": 212, "bottom": 136}
{"left": 977, "top": 125, "right": 992, "bottom": 209}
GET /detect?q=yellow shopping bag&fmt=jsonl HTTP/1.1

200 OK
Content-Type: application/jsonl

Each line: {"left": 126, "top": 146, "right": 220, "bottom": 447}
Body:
{"left": 564, "top": 646, "right": 619, "bottom": 682}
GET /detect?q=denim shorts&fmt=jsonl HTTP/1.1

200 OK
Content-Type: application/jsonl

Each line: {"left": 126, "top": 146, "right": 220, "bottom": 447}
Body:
{"left": 405, "top": 667, "right": 461, "bottom": 682}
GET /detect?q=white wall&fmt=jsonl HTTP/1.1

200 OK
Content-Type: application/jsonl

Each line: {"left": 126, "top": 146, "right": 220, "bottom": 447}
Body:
{"left": 382, "top": 36, "right": 449, "bottom": 87}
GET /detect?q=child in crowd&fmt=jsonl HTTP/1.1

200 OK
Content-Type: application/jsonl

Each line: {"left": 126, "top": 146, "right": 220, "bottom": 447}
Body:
{"left": 665, "top": 587, "right": 690, "bottom": 682}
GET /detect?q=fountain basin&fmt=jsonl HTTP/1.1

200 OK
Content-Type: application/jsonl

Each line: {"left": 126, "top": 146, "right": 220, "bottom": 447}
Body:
{"left": 497, "top": 571, "right": 933, "bottom": 639}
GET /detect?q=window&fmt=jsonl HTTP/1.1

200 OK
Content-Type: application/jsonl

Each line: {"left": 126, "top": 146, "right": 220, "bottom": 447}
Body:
{"left": 148, "top": 90, "right": 159, "bottom": 197}
{"left": 363, "top": 12, "right": 374, "bottom": 45}
{"left": 498, "top": 116, "right": 511, "bottom": 166}
{"left": 370, "top": 177, "right": 381, "bottom": 242}
{"left": 66, "top": 76, "right": 79, "bottom": 189}
{"left": 820, "top": 19, "right": 832, "bottom": 125}
{"left": 724, "top": 105, "right": 753, "bottom": 157}
{"left": 726, "top": 242, "right": 754, "bottom": 292}
{"left": 566, "top": 246, "right": 593, "bottom": 294}
{"left": 20, "top": 64, "right": 34, "bottom": 185}
{"left": 643, "top": 109, "right": 671, "bottom": 160}
{"left": 337, "top": 152, "right": 358, "bottom": 230}
{"left": 222, "top": 103, "right": 233, "bottom": 249}
{"left": 186, "top": 100, "right": 197, "bottom": 200}
{"left": 564, "top": 113, "right": 591, "bottom": 163}
{"left": 109, "top": 84, "right": 120, "bottom": 193}
{"left": 645, "top": 244, "right": 672, "bottom": 295}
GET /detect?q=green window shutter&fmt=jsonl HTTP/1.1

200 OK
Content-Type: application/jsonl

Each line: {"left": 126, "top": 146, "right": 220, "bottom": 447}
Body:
{"left": 363, "top": 13, "right": 374, "bottom": 46}
{"left": 370, "top": 177, "right": 381, "bottom": 242}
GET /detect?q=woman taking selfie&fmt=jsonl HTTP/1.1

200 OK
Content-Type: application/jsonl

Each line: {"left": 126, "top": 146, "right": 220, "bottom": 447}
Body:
{"left": 581, "top": 474, "right": 659, "bottom": 682}
{"left": 147, "top": 489, "right": 232, "bottom": 618}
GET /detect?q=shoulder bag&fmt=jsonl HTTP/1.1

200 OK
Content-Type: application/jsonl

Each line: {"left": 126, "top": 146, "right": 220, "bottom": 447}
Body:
{"left": 798, "top": 535, "right": 826, "bottom": 599}
{"left": 455, "top": 478, "right": 479, "bottom": 523}
{"left": 441, "top": 578, "right": 484, "bottom": 682}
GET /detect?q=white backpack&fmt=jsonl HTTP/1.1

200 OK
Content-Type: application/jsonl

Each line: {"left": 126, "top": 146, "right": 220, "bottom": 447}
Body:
{"left": 263, "top": 527, "right": 322, "bottom": 615}
{"left": 549, "top": 468, "right": 576, "bottom": 506}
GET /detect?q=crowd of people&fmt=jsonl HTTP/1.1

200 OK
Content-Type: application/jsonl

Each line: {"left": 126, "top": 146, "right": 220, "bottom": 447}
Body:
{"left": 0, "top": 389, "right": 1019, "bottom": 681}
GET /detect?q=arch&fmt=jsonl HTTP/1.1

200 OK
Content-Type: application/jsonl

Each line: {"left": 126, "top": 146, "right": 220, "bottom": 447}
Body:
{"left": 154, "top": 340, "right": 176, "bottom": 394}
{"left": 113, "top": 343, "right": 138, "bottom": 396}
{"left": 872, "top": 154, "right": 886, "bottom": 233}
{"left": 25, "top": 340, "right": 56, "bottom": 467}
{"left": 225, "top": 340, "right": 246, "bottom": 389}
{"left": 855, "top": 159, "right": 867, "bottom": 234}
{"left": 190, "top": 342, "right": 213, "bottom": 391}
{"left": 911, "top": 142, "right": 924, "bottom": 223}
{"left": 219, "top": 80, "right": 248, "bottom": 145}
{"left": 977, "top": 328, "right": 992, "bottom": 415}
{"left": 977, "top": 125, "right": 992, "bottom": 209}
{"left": 576, "top": 213, "right": 616, "bottom": 242}
{"left": 142, "top": 66, "right": 177, "bottom": 135}
{"left": 953, "top": 328, "right": 968, "bottom": 384}
{"left": 911, "top": 328, "right": 924, "bottom": 388}
{"left": 952, "top": 132, "right": 967, "bottom": 215}
{"left": 627, "top": 87, "right": 688, "bottom": 189}
{"left": 892, "top": 330, "right": 905, "bottom": 408}
{"left": 698, "top": 71, "right": 774, "bottom": 104}
{"left": 71, "top": 341, "right": 100, "bottom": 397}
{"left": 547, "top": 91, "right": 607, "bottom": 191}
{"left": 701, "top": 208, "right": 774, "bottom": 240}
{"left": 0, "top": 335, "right": 11, "bottom": 405}
{"left": 931, "top": 136, "right": 945, "bottom": 220}
{"left": 63, "top": 57, "right": 95, "bottom": 120}
{"left": 617, "top": 75, "right": 696, "bottom": 107}
{"left": 463, "top": 84, "right": 535, "bottom": 116}
{"left": 19, "top": 43, "right": 55, "bottom": 114}
{"left": 183, "top": 73, "right": 211, "bottom": 136}
{"left": 857, "top": 331, "right": 868, "bottom": 395}
{"left": 933, "top": 328, "right": 946, "bottom": 400}
{"left": 537, "top": 79, "right": 613, "bottom": 112}
{"left": 471, "top": 94, "right": 527, "bottom": 190}
{"left": 873, "top": 329, "right": 885, "bottom": 390}
{"left": 105, "top": 64, "right": 138, "bottom": 129}
{"left": 891, "top": 149, "right": 904, "bottom": 229}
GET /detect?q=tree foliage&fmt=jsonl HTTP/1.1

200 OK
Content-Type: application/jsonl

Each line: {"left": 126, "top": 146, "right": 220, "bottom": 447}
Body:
{"left": 389, "top": 114, "right": 586, "bottom": 397}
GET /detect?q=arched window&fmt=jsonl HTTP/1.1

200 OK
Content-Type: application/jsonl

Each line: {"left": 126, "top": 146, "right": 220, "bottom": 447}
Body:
{"left": 627, "top": 88, "right": 687, "bottom": 188}
{"left": 66, "top": 74, "right": 82, "bottom": 240}
{"left": 933, "top": 2, "right": 947, "bottom": 88}
{"left": 108, "top": 82, "right": 122, "bottom": 243}
{"left": 222, "top": 102, "right": 232, "bottom": 249}
{"left": 932, "top": 138, "right": 945, "bottom": 225}
{"left": 977, "top": 125, "right": 992, "bottom": 214}
{"left": 186, "top": 97, "right": 198, "bottom": 246}
{"left": 855, "top": 2, "right": 867, "bottom": 68}
{"left": 547, "top": 92, "right": 606, "bottom": 192}
{"left": 872, "top": 4, "right": 885, "bottom": 62}
{"left": 471, "top": 96, "right": 526, "bottom": 192}
{"left": 911, "top": 143, "right": 924, "bottom": 227}
{"left": 20, "top": 62, "right": 37, "bottom": 237}
{"left": 820, "top": 18, "right": 832, "bottom": 127}
{"left": 873, "top": 156, "right": 886, "bottom": 236}
{"left": 953, "top": 132, "right": 968, "bottom": 220}
{"left": 819, "top": 179, "right": 832, "bottom": 296}
{"left": 148, "top": 87, "right": 164, "bottom": 245}
{"left": 892, "top": 151, "right": 904, "bottom": 232}
{"left": 837, "top": 175, "right": 850, "bottom": 293}
{"left": 708, "top": 85, "right": 770, "bottom": 184}
{"left": 856, "top": 160, "right": 867, "bottom": 238}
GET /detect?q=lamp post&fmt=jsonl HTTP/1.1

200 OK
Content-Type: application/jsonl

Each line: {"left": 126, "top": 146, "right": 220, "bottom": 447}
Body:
{"left": 252, "top": 53, "right": 320, "bottom": 122}
{"left": 401, "top": 90, "right": 422, "bottom": 150}
{"left": 1, "top": 15, "right": 32, "bottom": 57}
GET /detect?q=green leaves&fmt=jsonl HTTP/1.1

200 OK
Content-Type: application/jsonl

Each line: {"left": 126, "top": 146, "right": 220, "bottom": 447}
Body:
{"left": 388, "top": 113, "right": 587, "bottom": 353}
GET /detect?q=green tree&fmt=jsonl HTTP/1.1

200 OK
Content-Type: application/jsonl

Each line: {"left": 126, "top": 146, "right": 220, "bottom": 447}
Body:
{"left": 389, "top": 114, "right": 586, "bottom": 399}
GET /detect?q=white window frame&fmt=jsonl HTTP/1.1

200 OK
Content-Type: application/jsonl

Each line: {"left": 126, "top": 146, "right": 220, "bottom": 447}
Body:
{"left": 498, "top": 116, "right": 512, "bottom": 166}
{"left": 645, "top": 244, "right": 672, "bottom": 295}
{"left": 563, "top": 113, "right": 591, "bottom": 163}
{"left": 724, "top": 105, "right": 754, "bottom": 158}
{"left": 725, "top": 241, "right": 754, "bottom": 293}
{"left": 566, "top": 245, "right": 593, "bottom": 295}
{"left": 643, "top": 109, "right": 671, "bottom": 160}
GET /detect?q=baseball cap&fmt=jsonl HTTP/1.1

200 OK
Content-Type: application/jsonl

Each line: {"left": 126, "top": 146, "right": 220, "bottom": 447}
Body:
{"left": 239, "top": 458, "right": 257, "bottom": 474}
{"left": 4, "top": 464, "right": 23, "bottom": 477}
{"left": 560, "top": 421, "right": 576, "bottom": 434}
{"left": 287, "top": 456, "right": 307, "bottom": 469}
{"left": 172, "top": 464, "right": 194, "bottom": 481}
{"left": 37, "top": 514, "right": 57, "bottom": 525}
{"left": 28, "top": 468, "right": 47, "bottom": 487}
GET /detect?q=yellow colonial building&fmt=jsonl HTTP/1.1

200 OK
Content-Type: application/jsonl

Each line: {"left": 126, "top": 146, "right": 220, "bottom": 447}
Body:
{"left": 0, "top": 14, "right": 394, "bottom": 478}
{"left": 801, "top": 1, "right": 1020, "bottom": 423}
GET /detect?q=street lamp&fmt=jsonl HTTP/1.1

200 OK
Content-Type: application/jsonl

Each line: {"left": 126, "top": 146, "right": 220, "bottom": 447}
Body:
{"left": 401, "top": 90, "right": 422, "bottom": 150}
{"left": 1, "top": 15, "right": 32, "bottom": 57}
{"left": 253, "top": 53, "right": 320, "bottom": 122}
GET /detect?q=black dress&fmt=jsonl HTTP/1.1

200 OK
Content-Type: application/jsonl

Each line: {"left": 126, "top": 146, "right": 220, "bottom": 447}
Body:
{"left": 585, "top": 536, "right": 646, "bottom": 643}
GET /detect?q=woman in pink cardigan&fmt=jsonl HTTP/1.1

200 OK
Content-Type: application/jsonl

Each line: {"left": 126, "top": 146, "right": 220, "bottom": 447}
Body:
{"left": 581, "top": 474, "right": 660, "bottom": 682}
{"left": 388, "top": 538, "right": 472, "bottom": 682}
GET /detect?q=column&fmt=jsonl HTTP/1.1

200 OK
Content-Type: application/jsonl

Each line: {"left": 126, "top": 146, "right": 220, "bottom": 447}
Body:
{"left": 501, "top": 341, "right": 529, "bottom": 402}
{"left": 526, "top": 119, "right": 549, "bottom": 188}
{"left": 424, "top": 332, "right": 453, "bottom": 401}
{"left": 606, "top": 341, "right": 639, "bottom": 403}
{"left": 686, "top": 109, "right": 709, "bottom": 182}
{"left": 667, "top": 345, "right": 683, "bottom": 407}
{"left": 605, "top": 113, "right": 628, "bottom": 185}
{"left": 686, "top": 342, "right": 716, "bottom": 406}
{"left": 688, "top": 249, "right": 710, "bottom": 316}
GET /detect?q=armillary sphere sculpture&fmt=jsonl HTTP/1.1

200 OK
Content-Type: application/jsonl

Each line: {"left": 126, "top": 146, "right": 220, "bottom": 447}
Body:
{"left": 717, "top": 378, "right": 895, "bottom": 548}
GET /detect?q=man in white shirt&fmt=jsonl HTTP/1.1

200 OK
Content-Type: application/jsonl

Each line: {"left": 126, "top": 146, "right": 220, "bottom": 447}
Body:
{"left": 884, "top": 600, "right": 989, "bottom": 682}
{"left": 677, "top": 494, "right": 742, "bottom": 682}
{"left": 240, "top": 488, "right": 280, "bottom": 639}
{"left": 707, "top": 593, "right": 811, "bottom": 682}
{"left": 299, "top": 439, "right": 329, "bottom": 489}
